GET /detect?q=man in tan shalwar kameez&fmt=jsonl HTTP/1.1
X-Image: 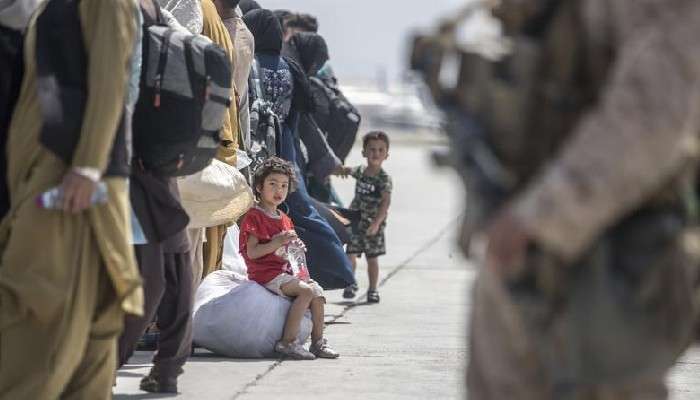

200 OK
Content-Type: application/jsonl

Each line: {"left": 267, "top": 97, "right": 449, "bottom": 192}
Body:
{"left": 0, "top": 0, "right": 143, "bottom": 398}
{"left": 195, "top": 0, "right": 241, "bottom": 286}
{"left": 216, "top": 0, "right": 254, "bottom": 151}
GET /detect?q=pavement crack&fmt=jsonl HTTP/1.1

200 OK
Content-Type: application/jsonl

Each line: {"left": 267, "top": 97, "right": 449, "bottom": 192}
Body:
{"left": 230, "top": 359, "right": 284, "bottom": 400}
{"left": 328, "top": 214, "right": 463, "bottom": 323}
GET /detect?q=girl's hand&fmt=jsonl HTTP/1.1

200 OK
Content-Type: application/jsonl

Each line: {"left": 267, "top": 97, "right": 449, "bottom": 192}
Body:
{"left": 292, "top": 238, "right": 307, "bottom": 252}
{"left": 272, "top": 230, "right": 298, "bottom": 247}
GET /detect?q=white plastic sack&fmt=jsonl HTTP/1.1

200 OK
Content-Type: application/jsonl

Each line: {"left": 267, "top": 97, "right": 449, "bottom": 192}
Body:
{"left": 156, "top": 0, "right": 203, "bottom": 35}
{"left": 236, "top": 149, "right": 252, "bottom": 170}
{"left": 193, "top": 271, "right": 312, "bottom": 358}
{"left": 193, "top": 270, "right": 244, "bottom": 316}
{"left": 221, "top": 224, "right": 248, "bottom": 278}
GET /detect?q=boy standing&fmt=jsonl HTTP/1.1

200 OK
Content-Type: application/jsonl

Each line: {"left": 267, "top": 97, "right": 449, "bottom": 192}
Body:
{"left": 341, "top": 131, "right": 393, "bottom": 303}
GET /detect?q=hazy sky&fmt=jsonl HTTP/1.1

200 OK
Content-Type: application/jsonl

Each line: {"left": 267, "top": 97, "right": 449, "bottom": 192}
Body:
{"left": 259, "top": 0, "right": 471, "bottom": 83}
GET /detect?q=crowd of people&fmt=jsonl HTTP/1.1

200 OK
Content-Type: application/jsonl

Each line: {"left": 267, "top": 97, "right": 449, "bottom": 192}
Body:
{"left": 0, "top": 0, "right": 393, "bottom": 397}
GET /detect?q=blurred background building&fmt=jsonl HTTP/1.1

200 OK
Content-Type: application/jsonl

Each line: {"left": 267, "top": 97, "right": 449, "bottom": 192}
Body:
{"left": 261, "top": 0, "right": 496, "bottom": 134}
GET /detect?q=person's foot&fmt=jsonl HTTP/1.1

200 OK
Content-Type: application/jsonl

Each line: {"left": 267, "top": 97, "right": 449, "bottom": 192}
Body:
{"left": 309, "top": 338, "right": 339, "bottom": 359}
{"left": 275, "top": 340, "right": 316, "bottom": 360}
{"left": 343, "top": 284, "right": 358, "bottom": 299}
{"left": 139, "top": 372, "right": 177, "bottom": 393}
{"left": 367, "top": 289, "right": 380, "bottom": 303}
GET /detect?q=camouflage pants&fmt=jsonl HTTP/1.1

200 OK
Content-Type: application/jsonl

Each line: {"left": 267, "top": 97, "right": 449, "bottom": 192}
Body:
{"left": 467, "top": 268, "right": 668, "bottom": 400}
{"left": 467, "top": 210, "right": 700, "bottom": 400}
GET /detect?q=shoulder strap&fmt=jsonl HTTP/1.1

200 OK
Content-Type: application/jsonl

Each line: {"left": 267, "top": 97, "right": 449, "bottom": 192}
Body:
{"left": 140, "top": 0, "right": 164, "bottom": 27}
{"left": 309, "top": 75, "right": 337, "bottom": 100}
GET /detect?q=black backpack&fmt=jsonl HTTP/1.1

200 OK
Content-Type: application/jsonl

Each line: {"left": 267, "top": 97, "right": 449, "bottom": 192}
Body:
{"left": 132, "top": 22, "right": 233, "bottom": 176}
{"left": 247, "top": 59, "right": 282, "bottom": 171}
{"left": 309, "top": 76, "right": 360, "bottom": 163}
{"left": 0, "top": 25, "right": 24, "bottom": 217}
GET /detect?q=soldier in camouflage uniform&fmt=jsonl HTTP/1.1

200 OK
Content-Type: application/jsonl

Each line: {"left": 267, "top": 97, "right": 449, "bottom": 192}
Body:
{"left": 413, "top": 0, "right": 700, "bottom": 398}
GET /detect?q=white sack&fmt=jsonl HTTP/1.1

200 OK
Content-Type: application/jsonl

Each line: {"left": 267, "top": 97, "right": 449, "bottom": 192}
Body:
{"left": 193, "top": 270, "right": 244, "bottom": 316}
{"left": 193, "top": 271, "right": 312, "bottom": 358}
{"left": 221, "top": 224, "right": 248, "bottom": 278}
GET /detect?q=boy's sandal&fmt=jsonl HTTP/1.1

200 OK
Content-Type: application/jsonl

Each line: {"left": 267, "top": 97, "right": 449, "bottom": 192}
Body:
{"left": 343, "top": 284, "right": 358, "bottom": 299}
{"left": 367, "top": 290, "right": 380, "bottom": 303}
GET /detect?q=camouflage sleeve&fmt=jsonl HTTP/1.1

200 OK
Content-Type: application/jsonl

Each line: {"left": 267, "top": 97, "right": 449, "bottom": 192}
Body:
{"left": 382, "top": 175, "right": 393, "bottom": 194}
{"left": 351, "top": 166, "right": 363, "bottom": 180}
{"left": 512, "top": 4, "right": 700, "bottom": 262}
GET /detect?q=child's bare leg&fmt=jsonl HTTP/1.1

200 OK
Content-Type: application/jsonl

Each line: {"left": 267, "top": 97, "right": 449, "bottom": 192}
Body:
{"left": 367, "top": 257, "right": 379, "bottom": 291}
{"left": 310, "top": 297, "right": 325, "bottom": 343}
{"left": 279, "top": 280, "right": 315, "bottom": 344}
{"left": 347, "top": 253, "right": 357, "bottom": 275}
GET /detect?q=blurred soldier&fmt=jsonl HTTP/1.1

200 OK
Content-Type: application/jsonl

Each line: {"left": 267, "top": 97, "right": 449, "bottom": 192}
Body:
{"left": 413, "top": 1, "right": 700, "bottom": 399}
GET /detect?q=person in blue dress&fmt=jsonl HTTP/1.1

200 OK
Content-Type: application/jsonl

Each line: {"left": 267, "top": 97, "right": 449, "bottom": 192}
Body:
{"left": 242, "top": 9, "right": 354, "bottom": 290}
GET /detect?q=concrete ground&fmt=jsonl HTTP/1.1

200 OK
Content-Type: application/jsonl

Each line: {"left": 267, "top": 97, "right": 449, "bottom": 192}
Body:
{"left": 113, "top": 130, "right": 700, "bottom": 399}
{"left": 114, "top": 131, "right": 472, "bottom": 399}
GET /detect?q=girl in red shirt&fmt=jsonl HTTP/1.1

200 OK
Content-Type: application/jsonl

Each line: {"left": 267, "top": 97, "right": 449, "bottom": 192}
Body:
{"left": 240, "top": 157, "right": 339, "bottom": 360}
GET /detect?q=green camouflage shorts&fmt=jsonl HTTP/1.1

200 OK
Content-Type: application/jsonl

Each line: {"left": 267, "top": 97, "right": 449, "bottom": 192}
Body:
{"left": 347, "top": 220, "right": 386, "bottom": 258}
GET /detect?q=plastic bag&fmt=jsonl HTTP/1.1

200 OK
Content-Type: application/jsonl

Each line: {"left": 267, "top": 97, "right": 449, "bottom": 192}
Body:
{"left": 221, "top": 224, "right": 248, "bottom": 278}
{"left": 286, "top": 242, "right": 310, "bottom": 282}
{"left": 156, "top": 0, "right": 203, "bottom": 35}
{"left": 192, "top": 270, "right": 312, "bottom": 358}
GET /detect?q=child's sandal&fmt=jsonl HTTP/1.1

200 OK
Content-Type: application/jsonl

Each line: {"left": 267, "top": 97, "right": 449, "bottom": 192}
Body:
{"left": 367, "top": 290, "right": 380, "bottom": 303}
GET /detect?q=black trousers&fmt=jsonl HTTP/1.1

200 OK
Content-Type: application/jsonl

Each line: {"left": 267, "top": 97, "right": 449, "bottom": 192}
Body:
{"left": 118, "top": 242, "right": 193, "bottom": 378}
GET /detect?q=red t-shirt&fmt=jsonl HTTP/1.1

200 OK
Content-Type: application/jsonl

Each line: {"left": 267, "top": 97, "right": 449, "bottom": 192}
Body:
{"left": 239, "top": 206, "right": 294, "bottom": 284}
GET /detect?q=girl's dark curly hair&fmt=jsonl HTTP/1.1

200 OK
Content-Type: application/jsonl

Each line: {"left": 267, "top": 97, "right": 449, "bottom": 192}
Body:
{"left": 252, "top": 156, "right": 298, "bottom": 197}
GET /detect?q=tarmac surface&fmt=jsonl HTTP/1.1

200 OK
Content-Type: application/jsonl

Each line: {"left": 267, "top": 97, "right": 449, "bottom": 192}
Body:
{"left": 114, "top": 131, "right": 471, "bottom": 399}
{"left": 113, "top": 130, "right": 700, "bottom": 399}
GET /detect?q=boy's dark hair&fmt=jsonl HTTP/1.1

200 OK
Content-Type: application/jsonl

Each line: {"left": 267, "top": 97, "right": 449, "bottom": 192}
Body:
{"left": 362, "top": 131, "right": 390, "bottom": 150}
{"left": 286, "top": 13, "right": 319, "bottom": 33}
{"left": 252, "top": 156, "right": 298, "bottom": 196}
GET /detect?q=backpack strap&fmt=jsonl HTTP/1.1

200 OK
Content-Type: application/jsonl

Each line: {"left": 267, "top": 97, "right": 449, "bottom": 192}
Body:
{"left": 153, "top": 27, "right": 174, "bottom": 107}
{"left": 140, "top": 0, "right": 165, "bottom": 27}
{"left": 182, "top": 34, "right": 198, "bottom": 102}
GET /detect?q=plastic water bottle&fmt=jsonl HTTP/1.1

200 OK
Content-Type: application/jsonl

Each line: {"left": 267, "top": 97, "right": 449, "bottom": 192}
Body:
{"left": 36, "top": 181, "right": 109, "bottom": 209}
{"left": 287, "top": 242, "right": 310, "bottom": 282}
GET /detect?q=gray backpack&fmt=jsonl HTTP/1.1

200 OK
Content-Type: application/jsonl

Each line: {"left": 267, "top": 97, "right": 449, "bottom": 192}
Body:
{"left": 132, "top": 25, "right": 233, "bottom": 176}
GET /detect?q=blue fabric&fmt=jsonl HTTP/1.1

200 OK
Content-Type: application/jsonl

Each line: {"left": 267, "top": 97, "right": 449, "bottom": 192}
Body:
{"left": 278, "top": 116, "right": 355, "bottom": 290}
{"left": 130, "top": 204, "right": 148, "bottom": 245}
